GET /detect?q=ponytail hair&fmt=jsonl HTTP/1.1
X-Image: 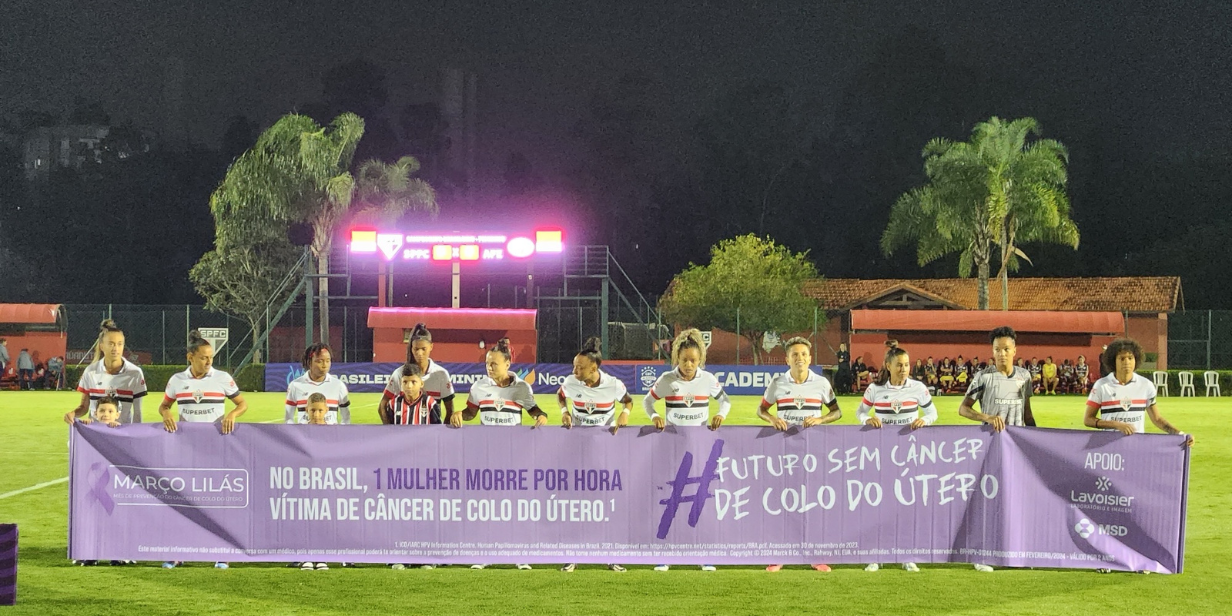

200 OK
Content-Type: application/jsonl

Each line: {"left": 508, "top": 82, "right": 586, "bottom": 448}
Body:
{"left": 301, "top": 343, "right": 332, "bottom": 369}
{"left": 488, "top": 338, "right": 513, "bottom": 362}
{"left": 186, "top": 329, "right": 212, "bottom": 355}
{"left": 875, "top": 345, "right": 910, "bottom": 386}
{"left": 405, "top": 323, "right": 433, "bottom": 362}
{"left": 93, "top": 319, "right": 123, "bottom": 362}
{"left": 577, "top": 336, "right": 603, "bottom": 367}
{"left": 671, "top": 328, "right": 707, "bottom": 367}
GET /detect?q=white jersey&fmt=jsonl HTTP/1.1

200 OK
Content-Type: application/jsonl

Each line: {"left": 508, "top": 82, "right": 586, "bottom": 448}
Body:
{"left": 1088, "top": 373, "right": 1156, "bottom": 434}
{"left": 467, "top": 374, "right": 538, "bottom": 426}
{"left": 762, "top": 369, "right": 836, "bottom": 426}
{"left": 77, "top": 358, "right": 147, "bottom": 424}
{"left": 645, "top": 368, "right": 729, "bottom": 426}
{"left": 384, "top": 360, "right": 455, "bottom": 400}
{"left": 857, "top": 379, "right": 938, "bottom": 426}
{"left": 285, "top": 373, "right": 351, "bottom": 425}
{"left": 163, "top": 367, "right": 240, "bottom": 423}
{"left": 559, "top": 371, "right": 629, "bottom": 427}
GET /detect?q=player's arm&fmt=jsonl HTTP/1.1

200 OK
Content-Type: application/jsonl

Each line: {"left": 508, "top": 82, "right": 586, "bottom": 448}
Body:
{"left": 856, "top": 394, "right": 877, "bottom": 428}
{"left": 132, "top": 394, "right": 144, "bottom": 423}
{"left": 815, "top": 398, "right": 842, "bottom": 425}
{"left": 615, "top": 393, "right": 633, "bottom": 431}
{"left": 379, "top": 391, "right": 396, "bottom": 424}
{"left": 441, "top": 395, "right": 456, "bottom": 424}
{"left": 460, "top": 401, "right": 480, "bottom": 422}
{"left": 709, "top": 388, "right": 732, "bottom": 431}
{"left": 958, "top": 393, "right": 1005, "bottom": 432}
{"left": 642, "top": 391, "right": 665, "bottom": 430}
{"left": 914, "top": 400, "right": 938, "bottom": 430}
{"left": 284, "top": 394, "right": 298, "bottom": 424}
{"left": 64, "top": 391, "right": 92, "bottom": 424}
{"left": 558, "top": 386, "right": 572, "bottom": 428}
{"left": 757, "top": 379, "right": 787, "bottom": 431}
{"left": 158, "top": 396, "right": 177, "bottom": 433}
{"left": 338, "top": 385, "right": 352, "bottom": 425}
{"left": 222, "top": 393, "right": 248, "bottom": 434}
{"left": 1146, "top": 403, "right": 1193, "bottom": 446}
{"left": 1022, "top": 395, "right": 1037, "bottom": 427}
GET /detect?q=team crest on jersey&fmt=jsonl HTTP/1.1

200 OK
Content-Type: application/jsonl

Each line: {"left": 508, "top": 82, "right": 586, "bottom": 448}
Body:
{"left": 684, "top": 394, "right": 696, "bottom": 406}
{"left": 793, "top": 396, "right": 805, "bottom": 409}
{"left": 192, "top": 389, "right": 204, "bottom": 403}
{"left": 105, "top": 386, "right": 117, "bottom": 397}
{"left": 495, "top": 397, "right": 506, "bottom": 409}
{"left": 891, "top": 399, "right": 903, "bottom": 413}
{"left": 584, "top": 400, "right": 596, "bottom": 413}
{"left": 1119, "top": 396, "right": 1133, "bottom": 411}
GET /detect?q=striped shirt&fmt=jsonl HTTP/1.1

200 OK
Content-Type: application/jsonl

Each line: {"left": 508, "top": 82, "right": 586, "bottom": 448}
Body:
{"left": 391, "top": 394, "right": 442, "bottom": 425}
{"left": 285, "top": 373, "right": 351, "bottom": 425}
{"left": 77, "top": 358, "right": 147, "bottom": 424}
{"left": 163, "top": 367, "right": 240, "bottom": 423}
{"left": 383, "top": 360, "right": 455, "bottom": 401}
{"left": 857, "top": 379, "right": 937, "bottom": 426}
{"left": 646, "top": 368, "right": 729, "bottom": 426}
{"left": 559, "top": 371, "right": 629, "bottom": 427}
{"left": 1088, "top": 373, "right": 1156, "bottom": 434}
{"left": 965, "top": 366, "right": 1033, "bottom": 427}
{"left": 761, "top": 369, "right": 836, "bottom": 426}
{"left": 467, "top": 374, "right": 537, "bottom": 426}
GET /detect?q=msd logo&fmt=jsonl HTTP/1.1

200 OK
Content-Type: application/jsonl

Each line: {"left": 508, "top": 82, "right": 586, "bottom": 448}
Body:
{"left": 1074, "top": 518, "right": 1129, "bottom": 540}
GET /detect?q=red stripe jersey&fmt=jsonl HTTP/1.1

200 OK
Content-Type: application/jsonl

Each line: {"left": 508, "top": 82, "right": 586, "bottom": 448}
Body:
{"left": 163, "top": 367, "right": 239, "bottom": 423}
{"left": 647, "top": 368, "right": 727, "bottom": 426}
{"left": 761, "top": 369, "right": 836, "bottom": 426}
{"left": 467, "top": 374, "right": 537, "bottom": 426}
{"left": 285, "top": 373, "right": 352, "bottom": 425}
{"left": 77, "top": 358, "right": 147, "bottom": 424}
{"left": 1088, "top": 373, "right": 1156, "bottom": 434}
{"left": 558, "top": 371, "right": 628, "bottom": 427}
{"left": 856, "top": 379, "right": 937, "bottom": 426}
{"left": 383, "top": 360, "right": 455, "bottom": 401}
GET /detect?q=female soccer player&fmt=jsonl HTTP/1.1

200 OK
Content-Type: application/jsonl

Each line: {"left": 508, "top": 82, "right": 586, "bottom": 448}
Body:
{"left": 857, "top": 344, "right": 937, "bottom": 573}
{"left": 1074, "top": 355, "right": 1091, "bottom": 394}
{"left": 64, "top": 320, "right": 147, "bottom": 426}
{"left": 643, "top": 328, "right": 731, "bottom": 572}
{"left": 557, "top": 337, "right": 633, "bottom": 573}
{"left": 286, "top": 343, "right": 351, "bottom": 425}
{"left": 1084, "top": 338, "right": 1193, "bottom": 446}
{"left": 158, "top": 330, "right": 248, "bottom": 570}
{"left": 757, "top": 336, "right": 840, "bottom": 573}
{"left": 1041, "top": 356, "right": 1059, "bottom": 394}
{"left": 459, "top": 338, "right": 545, "bottom": 570}
{"left": 381, "top": 323, "right": 455, "bottom": 424}
{"left": 938, "top": 357, "right": 955, "bottom": 393}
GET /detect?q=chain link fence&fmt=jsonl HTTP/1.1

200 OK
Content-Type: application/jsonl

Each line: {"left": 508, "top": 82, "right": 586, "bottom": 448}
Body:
{"left": 1168, "top": 310, "right": 1232, "bottom": 370}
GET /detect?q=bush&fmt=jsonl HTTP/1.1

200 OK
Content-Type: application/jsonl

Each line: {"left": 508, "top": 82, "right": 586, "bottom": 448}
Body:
{"left": 1137, "top": 370, "right": 1232, "bottom": 396}
{"left": 63, "top": 363, "right": 266, "bottom": 393}
{"left": 235, "top": 363, "right": 265, "bottom": 392}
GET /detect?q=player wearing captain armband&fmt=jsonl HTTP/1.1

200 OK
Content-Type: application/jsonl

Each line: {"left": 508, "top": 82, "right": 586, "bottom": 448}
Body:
{"left": 643, "top": 328, "right": 729, "bottom": 572}
{"left": 857, "top": 344, "right": 937, "bottom": 574}
{"left": 285, "top": 343, "right": 351, "bottom": 425}
{"left": 556, "top": 336, "right": 632, "bottom": 573}
{"left": 381, "top": 323, "right": 456, "bottom": 424}
{"left": 757, "top": 337, "right": 839, "bottom": 573}
{"left": 1085, "top": 338, "right": 1193, "bottom": 445}
{"left": 157, "top": 330, "right": 247, "bottom": 571}
{"left": 458, "top": 338, "right": 545, "bottom": 571}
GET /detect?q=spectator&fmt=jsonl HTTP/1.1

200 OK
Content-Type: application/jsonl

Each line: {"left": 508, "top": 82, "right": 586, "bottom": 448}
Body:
{"left": 1059, "top": 359, "right": 1075, "bottom": 394}
{"left": 1028, "top": 357, "right": 1043, "bottom": 394}
{"left": 47, "top": 356, "right": 64, "bottom": 390}
{"left": 938, "top": 357, "right": 955, "bottom": 393}
{"left": 17, "top": 349, "right": 34, "bottom": 390}
{"left": 924, "top": 357, "right": 938, "bottom": 390}
{"left": 971, "top": 355, "right": 987, "bottom": 372}
{"left": 955, "top": 355, "right": 970, "bottom": 390}
{"left": 835, "top": 343, "right": 852, "bottom": 394}
{"left": 0, "top": 339, "right": 9, "bottom": 376}
{"left": 1042, "top": 356, "right": 1059, "bottom": 395}
{"left": 1074, "top": 355, "right": 1091, "bottom": 395}
{"left": 853, "top": 358, "right": 870, "bottom": 390}
{"left": 911, "top": 358, "right": 927, "bottom": 382}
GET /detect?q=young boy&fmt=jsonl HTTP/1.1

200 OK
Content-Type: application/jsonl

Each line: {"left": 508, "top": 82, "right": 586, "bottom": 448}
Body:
{"left": 389, "top": 363, "right": 442, "bottom": 426}
{"left": 305, "top": 393, "right": 330, "bottom": 425}
{"left": 80, "top": 394, "right": 123, "bottom": 428}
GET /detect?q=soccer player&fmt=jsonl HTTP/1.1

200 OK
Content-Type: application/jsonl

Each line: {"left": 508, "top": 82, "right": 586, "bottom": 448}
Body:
{"left": 957, "top": 326, "right": 1035, "bottom": 573}
{"left": 1059, "top": 359, "right": 1075, "bottom": 394}
{"left": 459, "top": 338, "right": 545, "bottom": 571}
{"left": 390, "top": 363, "right": 443, "bottom": 425}
{"left": 857, "top": 344, "right": 936, "bottom": 573}
{"left": 757, "top": 336, "right": 839, "bottom": 573}
{"left": 557, "top": 337, "right": 633, "bottom": 573}
{"left": 1084, "top": 338, "right": 1193, "bottom": 446}
{"left": 381, "top": 323, "right": 455, "bottom": 424}
{"left": 1028, "top": 357, "right": 1042, "bottom": 394}
{"left": 64, "top": 320, "right": 147, "bottom": 426}
{"left": 286, "top": 343, "right": 351, "bottom": 425}
{"left": 954, "top": 355, "right": 970, "bottom": 390}
{"left": 924, "top": 357, "right": 938, "bottom": 391}
{"left": 158, "top": 330, "right": 248, "bottom": 570}
{"left": 1074, "top": 355, "right": 1091, "bottom": 395}
{"left": 1041, "top": 356, "right": 1059, "bottom": 394}
{"left": 938, "top": 357, "right": 955, "bottom": 393}
{"left": 643, "top": 328, "right": 730, "bottom": 572}
{"left": 80, "top": 394, "right": 123, "bottom": 428}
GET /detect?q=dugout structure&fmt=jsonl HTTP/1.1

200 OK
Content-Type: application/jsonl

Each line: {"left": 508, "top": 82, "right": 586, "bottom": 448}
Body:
{"left": 0, "top": 303, "right": 67, "bottom": 368}
{"left": 368, "top": 307, "right": 538, "bottom": 363}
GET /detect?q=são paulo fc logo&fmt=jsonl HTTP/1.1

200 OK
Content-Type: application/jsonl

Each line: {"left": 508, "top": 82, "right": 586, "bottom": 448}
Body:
{"left": 1075, "top": 518, "right": 1096, "bottom": 539}
{"left": 1119, "top": 397, "right": 1133, "bottom": 411}
{"left": 891, "top": 399, "right": 903, "bottom": 413}
{"left": 584, "top": 401, "right": 596, "bottom": 413}
{"left": 683, "top": 394, "right": 695, "bottom": 406}
{"left": 192, "top": 389, "right": 204, "bottom": 403}
{"left": 494, "top": 397, "right": 506, "bottom": 409}
{"left": 105, "top": 386, "right": 117, "bottom": 398}
{"left": 793, "top": 396, "right": 805, "bottom": 409}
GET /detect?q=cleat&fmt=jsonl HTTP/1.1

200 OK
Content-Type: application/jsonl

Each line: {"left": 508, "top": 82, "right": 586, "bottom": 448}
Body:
{"left": 865, "top": 563, "right": 880, "bottom": 572}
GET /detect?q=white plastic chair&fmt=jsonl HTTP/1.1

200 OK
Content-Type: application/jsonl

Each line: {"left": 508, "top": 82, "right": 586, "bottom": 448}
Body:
{"left": 1178, "top": 371, "right": 1196, "bottom": 397}
{"left": 1152, "top": 371, "right": 1169, "bottom": 397}
{"left": 1205, "top": 371, "right": 1222, "bottom": 397}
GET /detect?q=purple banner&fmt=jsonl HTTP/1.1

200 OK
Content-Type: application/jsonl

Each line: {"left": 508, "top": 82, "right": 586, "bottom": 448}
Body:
{"left": 0, "top": 524, "right": 14, "bottom": 606}
{"left": 264, "top": 362, "right": 809, "bottom": 396}
{"left": 68, "top": 424, "right": 1188, "bottom": 572}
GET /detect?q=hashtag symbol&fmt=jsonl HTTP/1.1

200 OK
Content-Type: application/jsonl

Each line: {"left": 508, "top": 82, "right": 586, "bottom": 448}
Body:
{"left": 656, "top": 440, "right": 724, "bottom": 539}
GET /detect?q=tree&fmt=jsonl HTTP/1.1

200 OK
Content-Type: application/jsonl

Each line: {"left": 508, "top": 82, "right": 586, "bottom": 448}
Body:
{"left": 209, "top": 113, "right": 437, "bottom": 342}
{"left": 659, "top": 235, "right": 820, "bottom": 365}
{"left": 882, "top": 117, "right": 1078, "bottom": 309}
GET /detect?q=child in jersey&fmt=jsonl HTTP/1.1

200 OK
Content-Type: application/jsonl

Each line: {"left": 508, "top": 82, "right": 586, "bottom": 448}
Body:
{"left": 556, "top": 337, "right": 633, "bottom": 573}
{"left": 458, "top": 338, "right": 545, "bottom": 571}
{"left": 1085, "top": 338, "right": 1193, "bottom": 444}
{"left": 80, "top": 394, "right": 123, "bottom": 428}
{"left": 857, "top": 344, "right": 937, "bottom": 574}
{"left": 286, "top": 343, "right": 351, "bottom": 425}
{"left": 158, "top": 330, "right": 248, "bottom": 570}
{"left": 390, "top": 363, "right": 443, "bottom": 425}
{"left": 64, "top": 320, "right": 148, "bottom": 426}
{"left": 305, "top": 393, "right": 330, "bottom": 425}
{"left": 643, "top": 328, "right": 730, "bottom": 572}
{"left": 382, "top": 323, "right": 455, "bottom": 424}
{"left": 757, "top": 337, "right": 840, "bottom": 573}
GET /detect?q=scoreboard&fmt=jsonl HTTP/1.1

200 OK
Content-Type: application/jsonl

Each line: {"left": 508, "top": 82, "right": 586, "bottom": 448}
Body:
{"left": 349, "top": 228, "right": 564, "bottom": 263}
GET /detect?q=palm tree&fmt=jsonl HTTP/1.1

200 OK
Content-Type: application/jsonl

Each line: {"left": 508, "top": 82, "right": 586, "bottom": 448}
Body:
{"left": 211, "top": 113, "right": 438, "bottom": 341}
{"left": 882, "top": 117, "right": 1078, "bottom": 309}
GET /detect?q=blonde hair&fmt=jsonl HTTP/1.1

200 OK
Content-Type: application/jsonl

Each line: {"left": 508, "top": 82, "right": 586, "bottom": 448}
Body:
{"left": 93, "top": 319, "right": 123, "bottom": 362}
{"left": 671, "top": 328, "right": 707, "bottom": 367}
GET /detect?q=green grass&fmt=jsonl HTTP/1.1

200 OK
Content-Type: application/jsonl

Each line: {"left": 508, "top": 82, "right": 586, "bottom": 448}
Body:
{"left": 2, "top": 391, "right": 1231, "bottom": 615}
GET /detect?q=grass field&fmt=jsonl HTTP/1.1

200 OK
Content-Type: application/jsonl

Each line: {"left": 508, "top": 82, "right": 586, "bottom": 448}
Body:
{"left": 2, "top": 390, "right": 1231, "bottom": 615}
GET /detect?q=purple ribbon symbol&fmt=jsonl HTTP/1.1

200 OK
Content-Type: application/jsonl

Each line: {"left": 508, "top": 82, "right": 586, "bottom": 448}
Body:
{"left": 86, "top": 463, "right": 116, "bottom": 514}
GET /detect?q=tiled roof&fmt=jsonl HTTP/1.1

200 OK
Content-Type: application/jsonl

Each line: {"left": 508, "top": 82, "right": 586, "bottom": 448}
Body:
{"left": 803, "top": 277, "right": 1181, "bottom": 312}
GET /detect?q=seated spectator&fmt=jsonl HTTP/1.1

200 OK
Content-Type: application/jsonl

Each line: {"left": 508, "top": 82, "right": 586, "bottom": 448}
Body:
{"left": 924, "top": 357, "right": 938, "bottom": 389}
{"left": 971, "top": 355, "right": 987, "bottom": 373}
{"left": 938, "top": 358, "right": 955, "bottom": 393}
{"left": 911, "top": 358, "right": 927, "bottom": 382}
{"left": 1029, "top": 357, "right": 1043, "bottom": 394}
{"left": 46, "top": 356, "right": 65, "bottom": 390}
{"left": 1074, "top": 355, "right": 1091, "bottom": 394}
{"left": 955, "top": 355, "right": 970, "bottom": 389}
{"left": 1041, "top": 356, "right": 1059, "bottom": 395}
{"left": 1059, "top": 359, "right": 1075, "bottom": 394}
{"left": 854, "top": 359, "right": 871, "bottom": 390}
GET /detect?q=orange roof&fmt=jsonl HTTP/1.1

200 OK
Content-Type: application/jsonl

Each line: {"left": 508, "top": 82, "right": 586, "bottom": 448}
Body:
{"left": 0, "top": 304, "right": 62, "bottom": 324}
{"left": 804, "top": 277, "right": 1181, "bottom": 313}
{"left": 852, "top": 309, "right": 1124, "bottom": 334}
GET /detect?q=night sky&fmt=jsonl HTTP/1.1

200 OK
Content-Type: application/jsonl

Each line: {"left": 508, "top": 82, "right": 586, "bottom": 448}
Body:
{"left": 6, "top": 0, "right": 1230, "bottom": 191}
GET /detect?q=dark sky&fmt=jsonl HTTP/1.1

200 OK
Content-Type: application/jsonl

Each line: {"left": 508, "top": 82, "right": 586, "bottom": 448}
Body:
{"left": 4, "top": 0, "right": 1231, "bottom": 191}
